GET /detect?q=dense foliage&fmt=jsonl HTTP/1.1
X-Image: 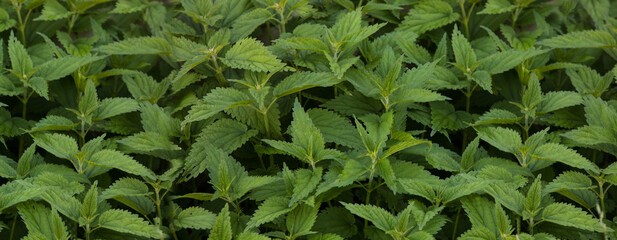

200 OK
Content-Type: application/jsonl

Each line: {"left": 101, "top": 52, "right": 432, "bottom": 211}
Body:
{"left": 0, "top": 0, "right": 616, "bottom": 239}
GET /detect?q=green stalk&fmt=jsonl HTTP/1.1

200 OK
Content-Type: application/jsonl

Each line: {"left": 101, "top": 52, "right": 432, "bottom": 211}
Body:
{"left": 9, "top": 214, "right": 17, "bottom": 240}
{"left": 511, "top": 7, "right": 522, "bottom": 27}
{"left": 451, "top": 207, "right": 462, "bottom": 240}
{"left": 85, "top": 224, "right": 91, "bottom": 240}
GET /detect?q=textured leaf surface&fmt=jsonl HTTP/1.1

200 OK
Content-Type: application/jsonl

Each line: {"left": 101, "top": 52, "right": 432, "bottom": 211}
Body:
{"left": 98, "top": 209, "right": 160, "bottom": 238}
{"left": 97, "top": 37, "right": 172, "bottom": 55}
{"left": 222, "top": 38, "right": 284, "bottom": 72}
{"left": 539, "top": 30, "right": 617, "bottom": 48}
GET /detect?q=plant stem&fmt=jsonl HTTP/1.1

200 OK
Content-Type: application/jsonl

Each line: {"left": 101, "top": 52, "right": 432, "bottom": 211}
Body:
{"left": 599, "top": 182, "right": 606, "bottom": 215}
{"left": 9, "top": 214, "right": 17, "bottom": 240}
{"left": 170, "top": 224, "right": 179, "bottom": 240}
{"left": 85, "top": 224, "right": 91, "bottom": 240}
{"left": 511, "top": 8, "right": 521, "bottom": 27}
{"left": 364, "top": 168, "right": 375, "bottom": 228}
{"left": 155, "top": 187, "right": 163, "bottom": 228}
{"left": 18, "top": 87, "right": 30, "bottom": 156}
{"left": 451, "top": 207, "right": 461, "bottom": 240}
{"left": 458, "top": 1, "right": 475, "bottom": 39}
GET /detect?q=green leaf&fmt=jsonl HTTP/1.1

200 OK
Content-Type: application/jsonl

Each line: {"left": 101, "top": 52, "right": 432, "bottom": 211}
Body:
{"left": 392, "top": 88, "right": 449, "bottom": 104}
{"left": 478, "top": 49, "right": 548, "bottom": 75}
{"left": 34, "top": 55, "right": 105, "bottom": 81}
{"left": 398, "top": 179, "right": 436, "bottom": 203}
{"left": 79, "top": 80, "right": 99, "bottom": 115}
{"left": 183, "top": 87, "right": 253, "bottom": 125}
{"left": 80, "top": 182, "right": 98, "bottom": 223}
{"left": 18, "top": 202, "right": 68, "bottom": 239}
{"left": 39, "top": 188, "right": 82, "bottom": 221}
{"left": 461, "top": 196, "right": 500, "bottom": 235}
{"left": 430, "top": 101, "right": 473, "bottom": 132}
{"left": 97, "top": 209, "right": 161, "bottom": 238}
{"left": 287, "top": 204, "right": 318, "bottom": 237}
{"left": 0, "top": 9, "right": 16, "bottom": 32}
{"left": 475, "top": 126, "right": 522, "bottom": 153}
{"left": 459, "top": 226, "right": 496, "bottom": 240}
{"left": 541, "top": 203, "right": 604, "bottom": 232}
{"left": 538, "top": 91, "right": 582, "bottom": 113}
{"left": 110, "top": 0, "right": 149, "bottom": 14}
{"left": 101, "top": 177, "right": 151, "bottom": 199}
{"left": 173, "top": 207, "right": 217, "bottom": 230}
{"left": 31, "top": 133, "right": 78, "bottom": 160}
{"left": 398, "top": 0, "right": 460, "bottom": 34}
{"left": 94, "top": 98, "right": 139, "bottom": 120}
{"left": 209, "top": 205, "right": 232, "bottom": 240}
{"left": 246, "top": 196, "right": 294, "bottom": 230}
{"left": 478, "top": 0, "right": 517, "bottom": 14}
{"left": 562, "top": 125, "right": 616, "bottom": 146}
{"left": 531, "top": 143, "right": 598, "bottom": 172}
{"left": 122, "top": 72, "right": 170, "bottom": 102}
{"left": 0, "top": 181, "right": 43, "bottom": 211}
{"left": 278, "top": 37, "right": 329, "bottom": 52}
{"left": 290, "top": 168, "right": 323, "bottom": 206}
{"left": 539, "top": 30, "right": 617, "bottom": 48}
{"left": 198, "top": 118, "right": 257, "bottom": 153}
{"left": 231, "top": 8, "right": 273, "bottom": 42}
{"left": 461, "top": 137, "right": 480, "bottom": 171}
{"left": 471, "top": 70, "right": 492, "bottom": 93}
{"left": 307, "top": 108, "right": 362, "bottom": 149}
{"left": 484, "top": 182, "right": 525, "bottom": 214}
{"left": 0, "top": 155, "right": 16, "bottom": 179}
{"left": 313, "top": 207, "right": 357, "bottom": 238}
{"left": 140, "top": 102, "right": 181, "bottom": 138}
{"left": 273, "top": 71, "right": 342, "bottom": 98}
{"left": 324, "top": 92, "right": 383, "bottom": 117}
{"left": 88, "top": 149, "right": 155, "bottom": 178}
{"left": 452, "top": 26, "right": 476, "bottom": 70}
{"left": 221, "top": 38, "right": 284, "bottom": 72}
{"left": 544, "top": 171, "right": 594, "bottom": 193}
{"left": 17, "top": 144, "right": 36, "bottom": 177}
{"left": 96, "top": 37, "right": 172, "bottom": 55}
{"left": 583, "top": 96, "right": 617, "bottom": 129}
{"left": 341, "top": 202, "right": 396, "bottom": 232}
{"left": 8, "top": 33, "right": 33, "bottom": 77}
{"left": 118, "top": 132, "right": 182, "bottom": 152}
{"left": 566, "top": 66, "right": 612, "bottom": 97}
{"left": 34, "top": 0, "right": 73, "bottom": 21}
{"left": 524, "top": 175, "right": 542, "bottom": 217}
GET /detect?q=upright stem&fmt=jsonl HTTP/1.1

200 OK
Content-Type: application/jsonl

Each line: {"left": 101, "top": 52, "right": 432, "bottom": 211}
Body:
{"left": 599, "top": 182, "right": 606, "bottom": 215}
{"left": 14, "top": 4, "right": 26, "bottom": 45}
{"left": 67, "top": 14, "right": 78, "bottom": 35}
{"left": 511, "top": 8, "right": 521, "bottom": 27}
{"left": 278, "top": 10, "right": 286, "bottom": 34}
{"left": 170, "top": 224, "right": 179, "bottom": 240}
{"left": 85, "top": 224, "right": 91, "bottom": 240}
{"left": 79, "top": 119, "right": 86, "bottom": 148}
{"left": 18, "top": 87, "right": 30, "bottom": 156}
{"left": 155, "top": 187, "right": 163, "bottom": 228}
{"left": 211, "top": 58, "right": 228, "bottom": 87}
{"left": 9, "top": 214, "right": 17, "bottom": 240}
{"left": 451, "top": 207, "right": 462, "bottom": 240}
{"left": 522, "top": 113, "right": 529, "bottom": 141}
{"left": 458, "top": 2, "right": 475, "bottom": 39}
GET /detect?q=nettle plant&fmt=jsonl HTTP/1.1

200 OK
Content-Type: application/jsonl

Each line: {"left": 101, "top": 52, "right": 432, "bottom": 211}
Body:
{"left": 1, "top": 0, "right": 617, "bottom": 239}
